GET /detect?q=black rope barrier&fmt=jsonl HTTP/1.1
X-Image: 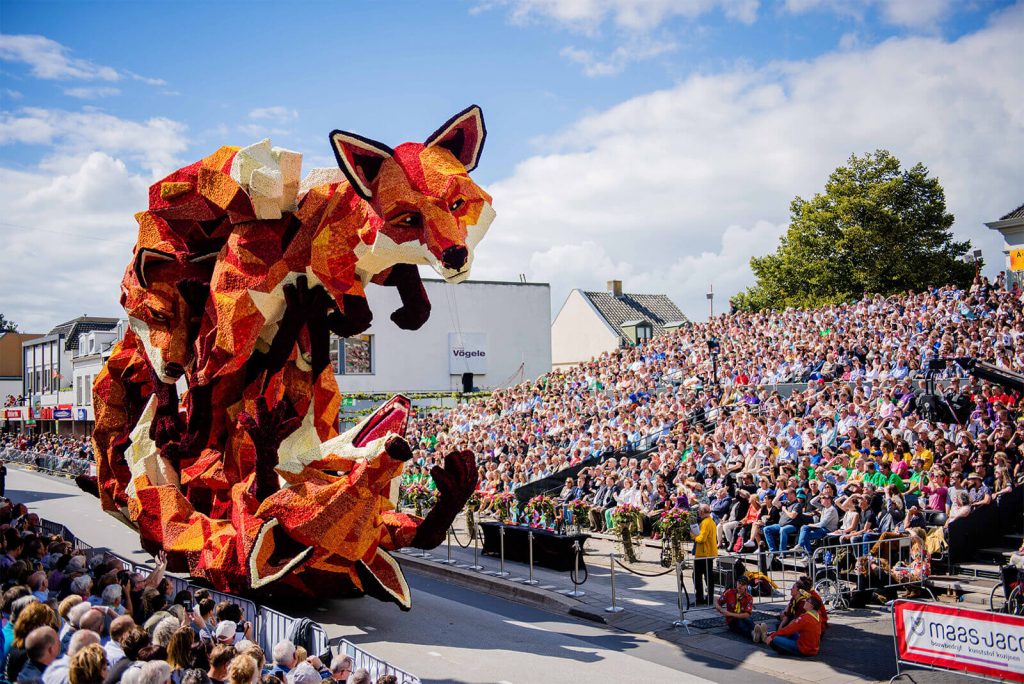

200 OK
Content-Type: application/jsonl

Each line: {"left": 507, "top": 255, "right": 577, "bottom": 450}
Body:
{"left": 612, "top": 556, "right": 676, "bottom": 577}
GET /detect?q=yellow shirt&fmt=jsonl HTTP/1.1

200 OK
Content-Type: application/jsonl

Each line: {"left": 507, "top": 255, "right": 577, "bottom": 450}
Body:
{"left": 694, "top": 516, "right": 718, "bottom": 558}
{"left": 916, "top": 449, "right": 934, "bottom": 470}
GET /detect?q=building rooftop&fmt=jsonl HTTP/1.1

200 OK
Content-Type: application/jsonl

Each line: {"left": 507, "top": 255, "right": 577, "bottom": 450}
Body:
{"left": 47, "top": 316, "right": 121, "bottom": 351}
{"left": 582, "top": 290, "right": 688, "bottom": 342}
{"left": 1001, "top": 203, "right": 1024, "bottom": 221}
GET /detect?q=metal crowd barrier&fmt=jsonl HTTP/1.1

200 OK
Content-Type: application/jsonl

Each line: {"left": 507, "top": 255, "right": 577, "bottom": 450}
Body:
{"left": 334, "top": 638, "right": 420, "bottom": 684}
{"left": 24, "top": 509, "right": 420, "bottom": 683}
{"left": 1, "top": 447, "right": 93, "bottom": 478}
{"left": 704, "top": 532, "right": 933, "bottom": 611}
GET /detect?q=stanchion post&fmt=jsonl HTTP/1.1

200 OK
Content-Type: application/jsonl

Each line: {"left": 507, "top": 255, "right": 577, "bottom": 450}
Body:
{"left": 606, "top": 553, "right": 623, "bottom": 613}
{"left": 469, "top": 523, "right": 484, "bottom": 570}
{"left": 560, "top": 540, "right": 586, "bottom": 597}
{"left": 495, "top": 524, "right": 510, "bottom": 577}
{"left": 672, "top": 559, "right": 691, "bottom": 633}
{"left": 439, "top": 526, "right": 457, "bottom": 565}
{"left": 523, "top": 530, "right": 539, "bottom": 585}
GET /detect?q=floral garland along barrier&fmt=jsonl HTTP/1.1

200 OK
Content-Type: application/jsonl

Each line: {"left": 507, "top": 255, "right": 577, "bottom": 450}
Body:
{"left": 612, "top": 504, "right": 645, "bottom": 564}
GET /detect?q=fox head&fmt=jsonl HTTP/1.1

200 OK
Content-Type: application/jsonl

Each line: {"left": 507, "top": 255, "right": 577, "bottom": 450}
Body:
{"left": 330, "top": 105, "right": 494, "bottom": 284}
{"left": 121, "top": 244, "right": 219, "bottom": 384}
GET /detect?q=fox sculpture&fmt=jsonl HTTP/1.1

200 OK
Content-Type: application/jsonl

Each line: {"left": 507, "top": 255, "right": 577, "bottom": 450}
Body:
{"left": 91, "top": 106, "right": 490, "bottom": 606}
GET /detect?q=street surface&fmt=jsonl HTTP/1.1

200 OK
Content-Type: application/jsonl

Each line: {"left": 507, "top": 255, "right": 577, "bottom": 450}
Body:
{"left": 7, "top": 466, "right": 786, "bottom": 684}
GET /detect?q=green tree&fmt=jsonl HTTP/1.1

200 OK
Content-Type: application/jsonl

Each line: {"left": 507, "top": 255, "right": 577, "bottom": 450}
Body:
{"left": 734, "top": 150, "right": 974, "bottom": 312}
{"left": 0, "top": 313, "right": 17, "bottom": 333}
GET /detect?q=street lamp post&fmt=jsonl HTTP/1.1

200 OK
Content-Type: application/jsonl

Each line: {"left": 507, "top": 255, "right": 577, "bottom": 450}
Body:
{"left": 706, "top": 284, "right": 714, "bottom": 318}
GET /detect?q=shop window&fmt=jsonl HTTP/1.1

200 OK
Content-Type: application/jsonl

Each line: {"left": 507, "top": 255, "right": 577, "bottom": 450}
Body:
{"left": 333, "top": 335, "right": 374, "bottom": 375}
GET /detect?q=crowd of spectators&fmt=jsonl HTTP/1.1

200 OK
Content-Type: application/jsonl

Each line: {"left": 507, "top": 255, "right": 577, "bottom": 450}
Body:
{"left": 0, "top": 495, "right": 402, "bottom": 684}
{"left": 0, "top": 435, "right": 94, "bottom": 478}
{"left": 413, "top": 276, "right": 1024, "bottom": 568}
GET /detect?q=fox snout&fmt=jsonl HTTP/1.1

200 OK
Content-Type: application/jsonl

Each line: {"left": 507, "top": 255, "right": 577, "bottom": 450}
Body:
{"left": 441, "top": 245, "right": 468, "bottom": 271}
{"left": 163, "top": 362, "right": 186, "bottom": 379}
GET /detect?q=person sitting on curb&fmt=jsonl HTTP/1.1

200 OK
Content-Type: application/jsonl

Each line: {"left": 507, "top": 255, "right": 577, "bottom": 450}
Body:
{"left": 763, "top": 593, "right": 824, "bottom": 657}
{"left": 776, "top": 576, "right": 829, "bottom": 634}
{"left": 715, "top": 576, "right": 757, "bottom": 642}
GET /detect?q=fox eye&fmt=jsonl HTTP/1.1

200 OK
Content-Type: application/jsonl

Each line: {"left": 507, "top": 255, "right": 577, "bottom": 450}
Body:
{"left": 393, "top": 213, "right": 421, "bottom": 228}
{"left": 147, "top": 306, "right": 170, "bottom": 323}
{"left": 450, "top": 198, "right": 465, "bottom": 211}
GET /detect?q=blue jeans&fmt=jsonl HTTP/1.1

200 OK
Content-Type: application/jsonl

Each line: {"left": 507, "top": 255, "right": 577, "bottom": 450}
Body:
{"left": 797, "top": 526, "right": 830, "bottom": 555}
{"left": 850, "top": 533, "right": 880, "bottom": 556}
{"left": 770, "top": 634, "right": 804, "bottom": 656}
{"left": 728, "top": 617, "right": 756, "bottom": 640}
{"left": 764, "top": 524, "right": 797, "bottom": 552}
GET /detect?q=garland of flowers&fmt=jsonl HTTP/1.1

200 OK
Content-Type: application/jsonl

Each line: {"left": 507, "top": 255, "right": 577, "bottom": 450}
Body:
{"left": 465, "top": 491, "right": 484, "bottom": 539}
{"left": 402, "top": 483, "right": 437, "bottom": 517}
{"left": 524, "top": 495, "right": 558, "bottom": 528}
{"left": 568, "top": 499, "right": 592, "bottom": 531}
{"left": 656, "top": 507, "right": 694, "bottom": 568}
{"left": 612, "top": 504, "right": 645, "bottom": 564}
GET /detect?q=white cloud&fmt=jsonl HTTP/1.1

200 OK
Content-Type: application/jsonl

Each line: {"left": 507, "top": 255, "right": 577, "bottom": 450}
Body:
{"left": 470, "top": 4, "right": 1024, "bottom": 321}
{"left": 126, "top": 71, "right": 168, "bottom": 87}
{"left": 249, "top": 106, "right": 299, "bottom": 122}
{"left": 878, "top": 0, "right": 952, "bottom": 30}
{"left": 560, "top": 35, "right": 678, "bottom": 76}
{"left": 0, "top": 153, "right": 146, "bottom": 332}
{"left": 0, "top": 34, "right": 165, "bottom": 86}
{"left": 494, "top": 0, "right": 759, "bottom": 31}
{"left": 0, "top": 34, "right": 120, "bottom": 80}
{"left": 63, "top": 86, "right": 121, "bottom": 99}
{"left": 0, "top": 107, "right": 188, "bottom": 176}
{"left": 485, "top": 0, "right": 758, "bottom": 73}
{"left": 784, "top": 0, "right": 954, "bottom": 30}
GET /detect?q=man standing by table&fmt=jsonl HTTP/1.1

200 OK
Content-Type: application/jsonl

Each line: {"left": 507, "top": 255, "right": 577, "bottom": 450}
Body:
{"left": 693, "top": 504, "right": 718, "bottom": 605}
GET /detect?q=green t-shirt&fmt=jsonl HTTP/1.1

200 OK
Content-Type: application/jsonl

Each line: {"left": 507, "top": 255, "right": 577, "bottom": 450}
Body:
{"left": 885, "top": 472, "right": 907, "bottom": 493}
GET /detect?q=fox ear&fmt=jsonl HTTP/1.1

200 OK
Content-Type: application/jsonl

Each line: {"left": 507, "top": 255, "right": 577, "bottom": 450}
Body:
{"left": 424, "top": 105, "right": 486, "bottom": 172}
{"left": 330, "top": 130, "right": 395, "bottom": 201}
{"left": 133, "top": 248, "right": 175, "bottom": 288}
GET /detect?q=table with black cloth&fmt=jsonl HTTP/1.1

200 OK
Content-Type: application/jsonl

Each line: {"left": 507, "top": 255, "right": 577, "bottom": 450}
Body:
{"left": 479, "top": 522, "right": 589, "bottom": 572}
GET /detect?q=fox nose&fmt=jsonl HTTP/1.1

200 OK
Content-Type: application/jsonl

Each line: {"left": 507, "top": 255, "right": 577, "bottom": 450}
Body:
{"left": 163, "top": 362, "right": 185, "bottom": 379}
{"left": 441, "top": 245, "right": 468, "bottom": 270}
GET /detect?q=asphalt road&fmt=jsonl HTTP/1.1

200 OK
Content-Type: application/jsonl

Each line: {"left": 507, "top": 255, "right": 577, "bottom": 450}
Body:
{"left": 6, "top": 466, "right": 791, "bottom": 684}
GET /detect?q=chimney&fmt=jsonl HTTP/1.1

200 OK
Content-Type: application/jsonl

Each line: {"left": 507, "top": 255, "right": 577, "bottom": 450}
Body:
{"left": 608, "top": 280, "right": 623, "bottom": 297}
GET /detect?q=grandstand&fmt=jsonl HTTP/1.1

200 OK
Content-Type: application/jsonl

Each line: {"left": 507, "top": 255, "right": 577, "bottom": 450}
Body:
{"left": 408, "top": 274, "right": 1024, "bottom": 607}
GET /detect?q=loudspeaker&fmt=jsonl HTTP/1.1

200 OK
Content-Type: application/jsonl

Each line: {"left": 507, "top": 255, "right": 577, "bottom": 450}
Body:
{"left": 461, "top": 372, "right": 474, "bottom": 393}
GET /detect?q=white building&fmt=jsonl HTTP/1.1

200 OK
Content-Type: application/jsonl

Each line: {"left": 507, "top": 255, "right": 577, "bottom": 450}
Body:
{"left": 332, "top": 277, "right": 551, "bottom": 394}
{"left": 21, "top": 316, "right": 120, "bottom": 435}
{"left": 986, "top": 202, "right": 1024, "bottom": 288}
{"left": 551, "top": 280, "right": 688, "bottom": 369}
{"left": 70, "top": 320, "right": 126, "bottom": 435}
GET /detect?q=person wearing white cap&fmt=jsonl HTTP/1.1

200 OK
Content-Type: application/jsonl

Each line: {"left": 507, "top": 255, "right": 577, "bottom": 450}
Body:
{"left": 214, "top": 620, "right": 238, "bottom": 645}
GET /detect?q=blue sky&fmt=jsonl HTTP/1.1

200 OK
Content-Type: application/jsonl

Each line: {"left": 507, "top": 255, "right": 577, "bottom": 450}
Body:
{"left": 2, "top": 0, "right": 1022, "bottom": 331}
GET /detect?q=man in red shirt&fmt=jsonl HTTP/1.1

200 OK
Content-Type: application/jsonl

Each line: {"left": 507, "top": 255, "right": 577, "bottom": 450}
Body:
{"left": 715, "top": 576, "right": 756, "bottom": 641}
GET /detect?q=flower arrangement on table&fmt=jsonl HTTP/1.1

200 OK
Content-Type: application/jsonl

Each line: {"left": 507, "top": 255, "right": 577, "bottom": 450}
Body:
{"left": 612, "top": 503, "right": 645, "bottom": 564}
{"left": 402, "top": 483, "right": 437, "bottom": 517}
{"left": 568, "top": 499, "right": 592, "bottom": 531}
{"left": 490, "top": 491, "right": 516, "bottom": 523}
{"left": 523, "top": 495, "right": 558, "bottom": 529}
{"left": 656, "top": 506, "right": 694, "bottom": 568}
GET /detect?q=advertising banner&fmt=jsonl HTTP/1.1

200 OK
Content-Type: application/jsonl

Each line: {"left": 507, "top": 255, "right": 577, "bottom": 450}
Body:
{"left": 893, "top": 599, "right": 1024, "bottom": 681}
{"left": 1011, "top": 248, "right": 1024, "bottom": 271}
{"left": 53, "top": 409, "right": 72, "bottom": 420}
{"left": 3, "top": 409, "right": 22, "bottom": 419}
{"left": 76, "top": 408, "right": 88, "bottom": 421}
{"left": 448, "top": 332, "right": 487, "bottom": 375}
